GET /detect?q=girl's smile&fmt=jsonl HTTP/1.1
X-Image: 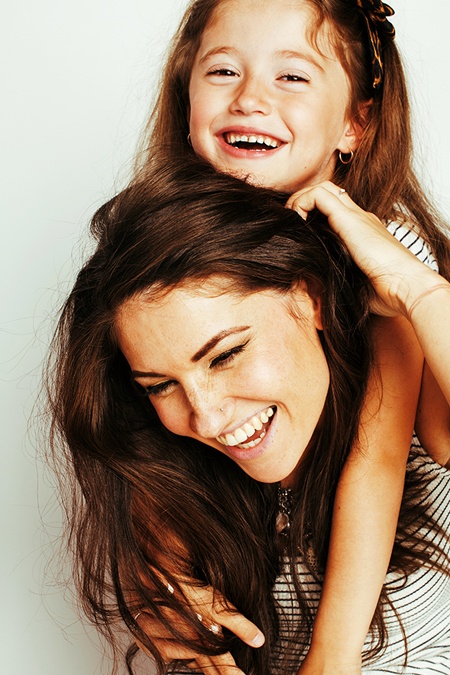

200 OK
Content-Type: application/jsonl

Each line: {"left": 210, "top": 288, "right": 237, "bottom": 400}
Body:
{"left": 116, "top": 277, "right": 330, "bottom": 485}
{"left": 188, "top": 0, "right": 359, "bottom": 192}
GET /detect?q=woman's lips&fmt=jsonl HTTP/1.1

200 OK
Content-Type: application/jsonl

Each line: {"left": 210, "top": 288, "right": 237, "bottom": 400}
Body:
{"left": 216, "top": 406, "right": 277, "bottom": 461}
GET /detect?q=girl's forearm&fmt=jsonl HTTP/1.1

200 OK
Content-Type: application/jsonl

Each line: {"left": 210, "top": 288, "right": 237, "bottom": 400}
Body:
{"left": 308, "top": 316, "right": 422, "bottom": 662}
{"left": 404, "top": 280, "right": 450, "bottom": 407}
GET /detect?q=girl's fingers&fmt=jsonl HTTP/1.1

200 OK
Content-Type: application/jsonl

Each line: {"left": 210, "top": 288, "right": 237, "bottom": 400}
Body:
{"left": 285, "top": 181, "right": 434, "bottom": 318}
{"left": 286, "top": 182, "right": 362, "bottom": 221}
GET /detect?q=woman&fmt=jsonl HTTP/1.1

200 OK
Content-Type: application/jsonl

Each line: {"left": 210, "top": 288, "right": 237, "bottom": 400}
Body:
{"left": 48, "top": 159, "right": 450, "bottom": 674}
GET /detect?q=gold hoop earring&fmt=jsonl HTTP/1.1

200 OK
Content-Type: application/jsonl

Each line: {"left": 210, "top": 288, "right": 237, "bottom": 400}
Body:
{"left": 339, "top": 150, "right": 354, "bottom": 165}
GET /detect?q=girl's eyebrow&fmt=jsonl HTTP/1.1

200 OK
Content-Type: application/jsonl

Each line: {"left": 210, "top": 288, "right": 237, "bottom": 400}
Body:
{"left": 198, "top": 46, "right": 238, "bottom": 64}
{"left": 276, "top": 49, "right": 324, "bottom": 72}
{"left": 131, "top": 326, "right": 251, "bottom": 378}
{"left": 198, "top": 47, "right": 323, "bottom": 72}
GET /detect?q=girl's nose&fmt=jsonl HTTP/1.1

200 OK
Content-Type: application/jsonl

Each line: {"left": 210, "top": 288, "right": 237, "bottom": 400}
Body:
{"left": 230, "top": 77, "right": 272, "bottom": 116}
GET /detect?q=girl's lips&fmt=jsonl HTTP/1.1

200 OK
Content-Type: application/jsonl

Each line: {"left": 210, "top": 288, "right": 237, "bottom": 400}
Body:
{"left": 216, "top": 131, "right": 286, "bottom": 159}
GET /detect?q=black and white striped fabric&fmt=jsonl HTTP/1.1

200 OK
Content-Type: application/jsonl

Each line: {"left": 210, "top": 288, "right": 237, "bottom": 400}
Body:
{"left": 387, "top": 221, "right": 439, "bottom": 272}
{"left": 271, "top": 444, "right": 450, "bottom": 674}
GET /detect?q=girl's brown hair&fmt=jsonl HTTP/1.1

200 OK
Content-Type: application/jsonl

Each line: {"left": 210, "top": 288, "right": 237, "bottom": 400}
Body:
{"left": 135, "top": 0, "right": 449, "bottom": 277}
{"left": 48, "top": 157, "right": 449, "bottom": 674}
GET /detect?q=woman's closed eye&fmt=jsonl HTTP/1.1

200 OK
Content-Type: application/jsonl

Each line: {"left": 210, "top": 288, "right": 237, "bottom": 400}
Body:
{"left": 134, "top": 379, "right": 177, "bottom": 398}
{"left": 210, "top": 341, "right": 249, "bottom": 369}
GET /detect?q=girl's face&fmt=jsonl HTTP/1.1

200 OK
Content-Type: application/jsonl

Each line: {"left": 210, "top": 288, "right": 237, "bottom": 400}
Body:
{"left": 116, "top": 277, "right": 330, "bottom": 486}
{"left": 188, "top": 0, "right": 359, "bottom": 193}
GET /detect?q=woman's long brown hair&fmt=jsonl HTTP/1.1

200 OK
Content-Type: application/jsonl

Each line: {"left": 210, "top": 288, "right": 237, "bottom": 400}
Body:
{"left": 47, "top": 158, "right": 449, "bottom": 674}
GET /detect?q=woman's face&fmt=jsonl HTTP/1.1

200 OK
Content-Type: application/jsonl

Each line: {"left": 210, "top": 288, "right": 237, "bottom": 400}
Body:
{"left": 116, "top": 277, "right": 330, "bottom": 485}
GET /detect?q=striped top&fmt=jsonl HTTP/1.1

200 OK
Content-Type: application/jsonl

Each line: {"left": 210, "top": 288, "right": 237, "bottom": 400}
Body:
{"left": 387, "top": 221, "right": 439, "bottom": 272}
{"left": 271, "top": 444, "right": 450, "bottom": 674}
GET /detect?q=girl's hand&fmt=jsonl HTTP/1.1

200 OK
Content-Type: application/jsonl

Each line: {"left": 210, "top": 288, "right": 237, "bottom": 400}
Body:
{"left": 135, "top": 581, "right": 264, "bottom": 674}
{"left": 286, "top": 181, "right": 444, "bottom": 319}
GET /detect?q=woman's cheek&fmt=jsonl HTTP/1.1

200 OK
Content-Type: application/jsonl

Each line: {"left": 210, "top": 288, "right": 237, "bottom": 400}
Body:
{"left": 151, "top": 398, "right": 186, "bottom": 436}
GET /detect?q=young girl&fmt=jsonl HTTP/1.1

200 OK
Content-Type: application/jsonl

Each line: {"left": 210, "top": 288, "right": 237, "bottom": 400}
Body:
{"left": 128, "top": 0, "right": 450, "bottom": 671}
{"left": 47, "top": 162, "right": 450, "bottom": 675}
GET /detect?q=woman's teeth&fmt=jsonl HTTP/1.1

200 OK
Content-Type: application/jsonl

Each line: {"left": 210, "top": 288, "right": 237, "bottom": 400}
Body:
{"left": 224, "top": 133, "right": 280, "bottom": 149}
{"left": 217, "top": 406, "right": 275, "bottom": 449}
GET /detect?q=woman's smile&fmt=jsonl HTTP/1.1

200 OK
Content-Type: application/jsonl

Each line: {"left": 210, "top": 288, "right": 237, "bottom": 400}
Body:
{"left": 216, "top": 405, "right": 276, "bottom": 448}
{"left": 216, "top": 406, "right": 278, "bottom": 463}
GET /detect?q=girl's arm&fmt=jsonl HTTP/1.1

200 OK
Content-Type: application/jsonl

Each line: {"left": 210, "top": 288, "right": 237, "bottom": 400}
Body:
{"left": 287, "top": 182, "right": 450, "bottom": 407}
{"left": 299, "top": 314, "right": 422, "bottom": 673}
{"left": 287, "top": 183, "right": 431, "bottom": 672}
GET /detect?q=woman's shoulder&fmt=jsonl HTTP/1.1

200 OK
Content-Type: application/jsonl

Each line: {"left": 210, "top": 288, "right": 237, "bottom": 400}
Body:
{"left": 386, "top": 220, "right": 439, "bottom": 271}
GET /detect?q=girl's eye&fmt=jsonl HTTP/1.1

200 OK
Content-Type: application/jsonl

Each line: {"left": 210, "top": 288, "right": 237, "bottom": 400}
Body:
{"left": 207, "top": 68, "right": 238, "bottom": 78}
{"left": 133, "top": 379, "right": 176, "bottom": 398}
{"left": 210, "top": 342, "right": 248, "bottom": 369}
{"left": 279, "top": 73, "right": 309, "bottom": 83}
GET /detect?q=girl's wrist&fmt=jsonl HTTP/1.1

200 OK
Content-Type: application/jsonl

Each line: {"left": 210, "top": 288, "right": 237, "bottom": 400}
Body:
{"left": 308, "top": 632, "right": 363, "bottom": 664}
{"left": 302, "top": 643, "right": 362, "bottom": 673}
{"left": 405, "top": 282, "right": 450, "bottom": 322}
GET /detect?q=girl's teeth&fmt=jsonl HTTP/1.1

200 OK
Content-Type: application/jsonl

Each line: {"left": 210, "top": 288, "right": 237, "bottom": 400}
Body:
{"left": 244, "top": 422, "right": 255, "bottom": 436}
{"left": 225, "top": 133, "right": 279, "bottom": 148}
{"left": 260, "top": 411, "right": 269, "bottom": 423}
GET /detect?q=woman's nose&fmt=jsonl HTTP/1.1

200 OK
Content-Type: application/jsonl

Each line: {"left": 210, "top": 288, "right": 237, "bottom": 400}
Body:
{"left": 188, "top": 388, "right": 227, "bottom": 439}
{"left": 230, "top": 77, "right": 272, "bottom": 116}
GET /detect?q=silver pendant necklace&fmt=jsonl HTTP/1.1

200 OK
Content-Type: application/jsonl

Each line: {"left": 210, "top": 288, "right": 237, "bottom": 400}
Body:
{"left": 276, "top": 485, "right": 293, "bottom": 533}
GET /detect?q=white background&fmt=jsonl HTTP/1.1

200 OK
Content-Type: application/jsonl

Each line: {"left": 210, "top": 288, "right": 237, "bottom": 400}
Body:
{"left": 1, "top": 1, "right": 449, "bottom": 673}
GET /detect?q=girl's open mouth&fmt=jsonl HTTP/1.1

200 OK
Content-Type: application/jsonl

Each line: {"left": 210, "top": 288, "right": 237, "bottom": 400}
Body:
{"left": 223, "top": 132, "right": 282, "bottom": 151}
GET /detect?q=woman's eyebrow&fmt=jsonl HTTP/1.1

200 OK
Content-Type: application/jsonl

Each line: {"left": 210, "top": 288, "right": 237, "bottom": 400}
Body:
{"left": 131, "top": 326, "right": 251, "bottom": 378}
{"left": 191, "top": 326, "right": 250, "bottom": 362}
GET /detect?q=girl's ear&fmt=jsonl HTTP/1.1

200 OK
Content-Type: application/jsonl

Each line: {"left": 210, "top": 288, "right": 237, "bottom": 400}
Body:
{"left": 338, "top": 99, "right": 373, "bottom": 153}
